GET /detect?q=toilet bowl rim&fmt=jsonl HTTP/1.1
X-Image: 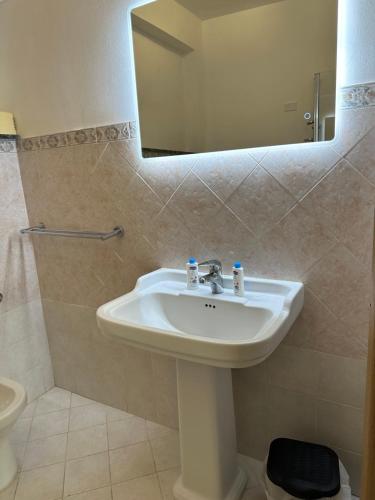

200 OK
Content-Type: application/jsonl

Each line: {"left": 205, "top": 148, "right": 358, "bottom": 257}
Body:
{"left": 0, "top": 378, "right": 27, "bottom": 429}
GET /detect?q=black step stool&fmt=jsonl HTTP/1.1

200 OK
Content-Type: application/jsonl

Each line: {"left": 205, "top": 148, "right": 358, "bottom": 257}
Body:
{"left": 266, "top": 438, "right": 341, "bottom": 499}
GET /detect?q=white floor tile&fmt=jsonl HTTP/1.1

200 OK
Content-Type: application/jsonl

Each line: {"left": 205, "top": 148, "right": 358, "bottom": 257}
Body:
{"left": 64, "top": 452, "right": 110, "bottom": 496}
{"left": 67, "top": 424, "right": 108, "bottom": 460}
{"left": 109, "top": 442, "right": 155, "bottom": 485}
{"left": 112, "top": 474, "right": 163, "bottom": 500}
{"left": 150, "top": 430, "right": 180, "bottom": 472}
{"left": 63, "top": 486, "right": 112, "bottom": 500}
{"left": 157, "top": 467, "right": 180, "bottom": 500}
{"left": 35, "top": 388, "right": 71, "bottom": 415}
{"left": 29, "top": 409, "right": 69, "bottom": 441}
{"left": 15, "top": 463, "right": 65, "bottom": 500}
{"left": 108, "top": 416, "right": 147, "bottom": 450}
{"left": 69, "top": 404, "right": 107, "bottom": 432}
{"left": 0, "top": 476, "right": 18, "bottom": 500}
{"left": 10, "top": 418, "right": 32, "bottom": 444}
{"left": 23, "top": 434, "right": 67, "bottom": 471}
{"left": 71, "top": 393, "right": 96, "bottom": 408}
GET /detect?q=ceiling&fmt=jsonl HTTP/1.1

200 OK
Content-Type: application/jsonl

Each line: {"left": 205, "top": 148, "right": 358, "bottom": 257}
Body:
{"left": 175, "top": 0, "right": 285, "bottom": 20}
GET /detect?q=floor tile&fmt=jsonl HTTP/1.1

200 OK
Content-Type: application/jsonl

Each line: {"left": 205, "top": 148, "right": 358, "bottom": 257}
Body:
{"left": 157, "top": 467, "right": 180, "bottom": 500}
{"left": 109, "top": 442, "right": 155, "bottom": 485}
{"left": 29, "top": 409, "right": 69, "bottom": 441}
{"left": 15, "top": 463, "right": 64, "bottom": 500}
{"left": 35, "top": 388, "right": 71, "bottom": 416}
{"left": 10, "top": 418, "right": 32, "bottom": 444}
{"left": 146, "top": 421, "right": 172, "bottom": 441}
{"left": 71, "top": 393, "right": 96, "bottom": 408}
{"left": 21, "top": 400, "right": 37, "bottom": 419}
{"left": 69, "top": 404, "right": 107, "bottom": 432}
{"left": 112, "top": 474, "right": 163, "bottom": 500}
{"left": 23, "top": 434, "right": 67, "bottom": 471}
{"left": 67, "top": 424, "right": 108, "bottom": 460}
{"left": 13, "top": 442, "right": 26, "bottom": 470}
{"left": 7, "top": 388, "right": 303, "bottom": 500}
{"left": 242, "top": 486, "right": 267, "bottom": 500}
{"left": 108, "top": 416, "right": 147, "bottom": 449}
{"left": 150, "top": 430, "right": 180, "bottom": 471}
{"left": 0, "top": 476, "right": 18, "bottom": 500}
{"left": 103, "top": 405, "right": 133, "bottom": 423}
{"left": 64, "top": 452, "right": 110, "bottom": 496}
{"left": 63, "top": 486, "right": 112, "bottom": 500}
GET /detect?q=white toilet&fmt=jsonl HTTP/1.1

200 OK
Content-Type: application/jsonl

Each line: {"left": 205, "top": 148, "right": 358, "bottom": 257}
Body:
{"left": 0, "top": 377, "right": 27, "bottom": 491}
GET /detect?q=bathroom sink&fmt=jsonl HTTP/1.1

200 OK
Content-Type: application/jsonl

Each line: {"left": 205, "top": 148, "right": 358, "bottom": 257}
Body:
{"left": 97, "top": 268, "right": 303, "bottom": 500}
{"left": 97, "top": 268, "right": 304, "bottom": 369}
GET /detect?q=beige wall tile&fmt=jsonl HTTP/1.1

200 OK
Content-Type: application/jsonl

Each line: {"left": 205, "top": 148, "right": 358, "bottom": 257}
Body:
{"left": 167, "top": 171, "right": 224, "bottom": 235}
{"left": 138, "top": 154, "right": 195, "bottom": 203}
{"left": 226, "top": 166, "right": 295, "bottom": 237}
{"left": 285, "top": 288, "right": 367, "bottom": 359}
{"left": 317, "top": 400, "right": 363, "bottom": 454}
{"left": 266, "top": 386, "right": 317, "bottom": 444}
{"left": 265, "top": 345, "right": 321, "bottom": 396}
{"left": 261, "top": 143, "right": 340, "bottom": 199}
{"left": 304, "top": 244, "right": 371, "bottom": 332}
{"left": 301, "top": 159, "right": 375, "bottom": 267}
{"left": 346, "top": 127, "right": 375, "bottom": 185}
{"left": 317, "top": 354, "right": 366, "bottom": 408}
{"left": 193, "top": 150, "right": 257, "bottom": 202}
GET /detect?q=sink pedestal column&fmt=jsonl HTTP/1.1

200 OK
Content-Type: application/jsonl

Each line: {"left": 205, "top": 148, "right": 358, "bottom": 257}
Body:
{"left": 173, "top": 360, "right": 247, "bottom": 500}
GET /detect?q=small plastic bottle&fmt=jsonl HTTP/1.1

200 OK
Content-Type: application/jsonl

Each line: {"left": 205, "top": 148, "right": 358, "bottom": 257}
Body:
{"left": 233, "top": 262, "right": 245, "bottom": 297}
{"left": 186, "top": 257, "right": 199, "bottom": 290}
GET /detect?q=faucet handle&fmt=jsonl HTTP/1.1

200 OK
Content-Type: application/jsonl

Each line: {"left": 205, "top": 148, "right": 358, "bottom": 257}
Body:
{"left": 198, "top": 259, "right": 222, "bottom": 273}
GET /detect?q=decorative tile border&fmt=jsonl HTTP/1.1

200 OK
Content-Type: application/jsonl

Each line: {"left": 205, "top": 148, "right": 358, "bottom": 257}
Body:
{"left": 18, "top": 121, "right": 136, "bottom": 152}
{"left": 0, "top": 138, "right": 17, "bottom": 153}
{"left": 340, "top": 82, "right": 375, "bottom": 109}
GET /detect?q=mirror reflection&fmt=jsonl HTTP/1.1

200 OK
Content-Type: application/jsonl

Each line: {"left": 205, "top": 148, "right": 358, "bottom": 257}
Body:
{"left": 131, "top": 0, "right": 338, "bottom": 158}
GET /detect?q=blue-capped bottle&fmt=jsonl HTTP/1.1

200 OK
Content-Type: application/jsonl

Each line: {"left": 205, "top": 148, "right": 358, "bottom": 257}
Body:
{"left": 233, "top": 262, "right": 245, "bottom": 296}
{"left": 186, "top": 257, "right": 199, "bottom": 290}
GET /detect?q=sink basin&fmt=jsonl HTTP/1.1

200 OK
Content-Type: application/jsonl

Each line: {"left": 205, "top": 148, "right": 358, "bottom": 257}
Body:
{"left": 97, "top": 268, "right": 303, "bottom": 368}
{"left": 97, "top": 268, "right": 304, "bottom": 500}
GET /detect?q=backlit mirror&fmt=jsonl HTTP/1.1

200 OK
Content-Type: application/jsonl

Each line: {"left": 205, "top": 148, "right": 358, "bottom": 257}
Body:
{"left": 131, "top": 0, "right": 338, "bottom": 158}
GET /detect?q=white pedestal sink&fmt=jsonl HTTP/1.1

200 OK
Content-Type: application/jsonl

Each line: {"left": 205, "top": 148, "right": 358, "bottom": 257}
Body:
{"left": 97, "top": 269, "right": 304, "bottom": 500}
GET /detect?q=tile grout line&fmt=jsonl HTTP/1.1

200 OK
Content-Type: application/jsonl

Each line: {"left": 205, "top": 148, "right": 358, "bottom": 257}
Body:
{"left": 60, "top": 390, "right": 72, "bottom": 499}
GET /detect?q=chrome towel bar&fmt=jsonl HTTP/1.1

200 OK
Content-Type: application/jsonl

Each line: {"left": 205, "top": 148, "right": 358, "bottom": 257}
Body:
{"left": 20, "top": 223, "right": 124, "bottom": 241}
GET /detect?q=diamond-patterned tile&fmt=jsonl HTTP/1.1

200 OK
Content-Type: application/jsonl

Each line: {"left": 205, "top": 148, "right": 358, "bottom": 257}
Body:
{"left": 193, "top": 151, "right": 257, "bottom": 202}
{"left": 137, "top": 155, "right": 196, "bottom": 203}
{"left": 226, "top": 166, "right": 295, "bottom": 237}
{"left": 346, "top": 127, "right": 375, "bottom": 185}
{"left": 166, "top": 172, "right": 224, "bottom": 235}
{"left": 260, "top": 143, "right": 340, "bottom": 199}
{"left": 301, "top": 159, "right": 375, "bottom": 266}
{"left": 303, "top": 244, "right": 371, "bottom": 331}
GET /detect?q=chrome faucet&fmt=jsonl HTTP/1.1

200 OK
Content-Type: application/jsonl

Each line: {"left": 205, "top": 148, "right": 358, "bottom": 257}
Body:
{"left": 198, "top": 259, "right": 224, "bottom": 294}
